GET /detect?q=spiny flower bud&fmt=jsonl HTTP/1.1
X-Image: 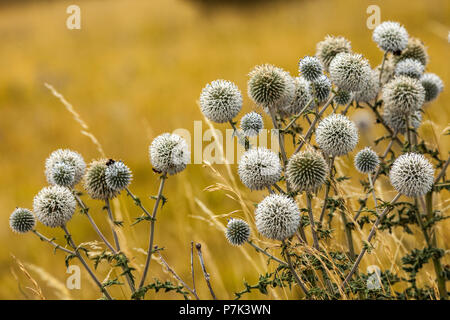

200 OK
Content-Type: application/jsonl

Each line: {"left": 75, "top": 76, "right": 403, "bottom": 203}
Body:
{"left": 372, "top": 21, "right": 409, "bottom": 53}
{"left": 394, "top": 58, "right": 424, "bottom": 79}
{"left": 200, "top": 79, "right": 242, "bottom": 123}
{"left": 329, "top": 52, "right": 372, "bottom": 92}
{"left": 354, "top": 69, "right": 380, "bottom": 103}
{"left": 33, "top": 186, "right": 76, "bottom": 228}
{"left": 382, "top": 76, "right": 425, "bottom": 115}
{"left": 149, "top": 133, "right": 190, "bottom": 175}
{"left": 240, "top": 112, "right": 264, "bottom": 137}
{"left": 286, "top": 150, "right": 328, "bottom": 192}
{"left": 84, "top": 159, "right": 119, "bottom": 200}
{"left": 334, "top": 89, "right": 352, "bottom": 105}
{"left": 48, "top": 162, "right": 76, "bottom": 188}
{"left": 255, "top": 194, "right": 300, "bottom": 241}
{"left": 248, "top": 64, "right": 295, "bottom": 111}
{"left": 421, "top": 73, "right": 444, "bottom": 103}
{"left": 45, "top": 149, "right": 86, "bottom": 187}
{"left": 10, "top": 208, "right": 36, "bottom": 233}
{"left": 383, "top": 105, "right": 422, "bottom": 135}
{"left": 238, "top": 147, "right": 281, "bottom": 190}
{"left": 225, "top": 218, "right": 251, "bottom": 246}
{"left": 298, "top": 56, "right": 323, "bottom": 81}
{"left": 315, "top": 35, "right": 352, "bottom": 72}
{"left": 394, "top": 37, "right": 428, "bottom": 66}
{"left": 389, "top": 153, "right": 434, "bottom": 197}
{"left": 354, "top": 147, "right": 379, "bottom": 174}
{"left": 105, "top": 160, "right": 133, "bottom": 192}
{"left": 289, "top": 77, "right": 313, "bottom": 114}
{"left": 310, "top": 75, "right": 331, "bottom": 102}
{"left": 316, "top": 114, "right": 359, "bottom": 157}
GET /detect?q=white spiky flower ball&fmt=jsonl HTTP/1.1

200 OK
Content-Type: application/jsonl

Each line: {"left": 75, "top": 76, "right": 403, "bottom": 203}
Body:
{"left": 238, "top": 147, "right": 281, "bottom": 190}
{"left": 420, "top": 73, "right": 444, "bottom": 103}
{"left": 382, "top": 76, "right": 425, "bottom": 115}
{"left": 334, "top": 89, "right": 352, "bottom": 105}
{"left": 310, "top": 75, "right": 332, "bottom": 102}
{"left": 105, "top": 160, "right": 133, "bottom": 192}
{"left": 394, "top": 37, "right": 428, "bottom": 66}
{"left": 299, "top": 56, "right": 323, "bottom": 81}
{"left": 372, "top": 21, "right": 409, "bottom": 52}
{"left": 354, "top": 69, "right": 380, "bottom": 103}
{"left": 289, "top": 77, "right": 313, "bottom": 114}
{"left": 255, "top": 194, "right": 300, "bottom": 241}
{"left": 354, "top": 147, "right": 380, "bottom": 174}
{"left": 329, "top": 52, "right": 372, "bottom": 92}
{"left": 48, "top": 162, "right": 76, "bottom": 188}
{"left": 240, "top": 112, "right": 264, "bottom": 137}
{"left": 389, "top": 153, "right": 434, "bottom": 197}
{"left": 149, "top": 133, "right": 190, "bottom": 175}
{"left": 33, "top": 186, "right": 76, "bottom": 228}
{"left": 83, "top": 159, "right": 119, "bottom": 200}
{"left": 45, "top": 149, "right": 86, "bottom": 187}
{"left": 248, "top": 64, "right": 295, "bottom": 112}
{"left": 316, "top": 114, "right": 359, "bottom": 157}
{"left": 394, "top": 58, "right": 424, "bottom": 79}
{"left": 383, "top": 105, "right": 422, "bottom": 135}
{"left": 199, "top": 79, "right": 242, "bottom": 123}
{"left": 9, "top": 208, "right": 36, "bottom": 233}
{"left": 225, "top": 218, "right": 251, "bottom": 246}
{"left": 315, "top": 35, "right": 352, "bottom": 72}
{"left": 286, "top": 150, "right": 328, "bottom": 192}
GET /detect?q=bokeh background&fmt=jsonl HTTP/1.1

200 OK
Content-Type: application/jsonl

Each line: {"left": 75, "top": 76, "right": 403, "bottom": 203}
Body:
{"left": 0, "top": 0, "right": 448, "bottom": 299}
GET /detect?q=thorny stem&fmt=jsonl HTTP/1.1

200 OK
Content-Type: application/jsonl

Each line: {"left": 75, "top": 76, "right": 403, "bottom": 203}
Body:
{"left": 319, "top": 156, "right": 335, "bottom": 224}
{"left": 190, "top": 241, "right": 197, "bottom": 297}
{"left": 61, "top": 225, "right": 113, "bottom": 300}
{"left": 282, "top": 240, "right": 309, "bottom": 296}
{"left": 32, "top": 230, "right": 75, "bottom": 255}
{"left": 125, "top": 187, "right": 152, "bottom": 218}
{"left": 282, "top": 97, "right": 315, "bottom": 132}
{"left": 273, "top": 183, "right": 286, "bottom": 194}
{"left": 247, "top": 241, "right": 287, "bottom": 266}
{"left": 341, "top": 209, "right": 356, "bottom": 261}
{"left": 378, "top": 52, "right": 388, "bottom": 88}
{"left": 435, "top": 155, "right": 450, "bottom": 184}
{"left": 341, "top": 99, "right": 354, "bottom": 116}
{"left": 306, "top": 193, "right": 320, "bottom": 250}
{"left": 138, "top": 173, "right": 168, "bottom": 290}
{"left": 229, "top": 120, "right": 250, "bottom": 150}
{"left": 195, "top": 243, "right": 217, "bottom": 300}
{"left": 105, "top": 199, "right": 121, "bottom": 252}
{"left": 368, "top": 174, "right": 379, "bottom": 215}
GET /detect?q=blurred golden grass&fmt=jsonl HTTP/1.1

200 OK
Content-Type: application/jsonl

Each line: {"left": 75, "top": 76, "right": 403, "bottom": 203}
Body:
{"left": 1, "top": 0, "right": 449, "bottom": 299}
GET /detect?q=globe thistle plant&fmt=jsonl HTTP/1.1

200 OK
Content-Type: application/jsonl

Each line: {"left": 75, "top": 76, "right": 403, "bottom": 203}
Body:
{"left": 394, "top": 37, "right": 428, "bottom": 66}
{"left": 382, "top": 75, "right": 425, "bottom": 115}
{"left": 389, "top": 153, "right": 434, "bottom": 197}
{"left": 149, "top": 133, "right": 190, "bottom": 175}
{"left": 316, "top": 114, "right": 359, "bottom": 157}
{"left": 84, "top": 159, "right": 119, "bottom": 200}
{"left": 315, "top": 35, "right": 352, "bottom": 72}
{"left": 238, "top": 147, "right": 281, "bottom": 190}
{"left": 240, "top": 112, "right": 264, "bottom": 137}
{"left": 33, "top": 186, "right": 77, "bottom": 228}
{"left": 105, "top": 160, "right": 133, "bottom": 192}
{"left": 255, "top": 194, "right": 300, "bottom": 241}
{"left": 334, "top": 89, "right": 352, "bottom": 105}
{"left": 329, "top": 52, "right": 372, "bottom": 92}
{"left": 9, "top": 208, "right": 36, "bottom": 233}
{"left": 286, "top": 150, "right": 328, "bottom": 192}
{"left": 45, "top": 149, "right": 86, "bottom": 187}
{"left": 421, "top": 73, "right": 444, "bottom": 103}
{"left": 394, "top": 58, "right": 424, "bottom": 79}
{"left": 372, "top": 21, "right": 409, "bottom": 53}
{"left": 298, "top": 56, "right": 323, "bottom": 81}
{"left": 225, "top": 218, "right": 251, "bottom": 246}
{"left": 48, "top": 162, "right": 76, "bottom": 188}
{"left": 310, "top": 75, "right": 331, "bottom": 103}
{"left": 383, "top": 105, "right": 422, "bottom": 135}
{"left": 354, "top": 69, "right": 380, "bottom": 103}
{"left": 354, "top": 147, "right": 379, "bottom": 174}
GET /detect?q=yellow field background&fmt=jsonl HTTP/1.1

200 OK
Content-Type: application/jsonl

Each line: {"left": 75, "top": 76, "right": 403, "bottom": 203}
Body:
{"left": 0, "top": 0, "right": 448, "bottom": 299}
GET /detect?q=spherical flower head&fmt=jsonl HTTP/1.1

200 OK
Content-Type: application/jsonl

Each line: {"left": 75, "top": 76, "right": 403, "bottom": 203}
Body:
{"left": 247, "top": 64, "right": 295, "bottom": 111}
{"left": 105, "top": 160, "right": 133, "bottom": 192}
{"left": 310, "top": 75, "right": 331, "bottom": 103}
{"left": 354, "top": 69, "right": 380, "bottom": 103}
{"left": 383, "top": 105, "right": 422, "bottom": 135}
{"left": 10, "top": 208, "right": 36, "bottom": 233}
{"left": 382, "top": 75, "right": 425, "bottom": 115}
{"left": 394, "top": 58, "right": 424, "bottom": 79}
{"left": 33, "top": 186, "right": 76, "bottom": 228}
{"left": 255, "top": 194, "right": 300, "bottom": 241}
{"left": 334, "top": 89, "right": 352, "bottom": 105}
{"left": 389, "top": 153, "right": 434, "bottom": 197}
{"left": 299, "top": 56, "right": 323, "bottom": 81}
{"left": 240, "top": 112, "right": 264, "bottom": 137}
{"left": 372, "top": 21, "right": 409, "bottom": 52}
{"left": 48, "top": 162, "right": 76, "bottom": 188}
{"left": 149, "top": 133, "right": 190, "bottom": 175}
{"left": 315, "top": 35, "right": 352, "bottom": 72}
{"left": 225, "top": 218, "right": 251, "bottom": 246}
{"left": 394, "top": 37, "right": 428, "bottom": 66}
{"left": 45, "top": 149, "right": 86, "bottom": 187}
{"left": 354, "top": 147, "right": 380, "bottom": 174}
{"left": 286, "top": 150, "right": 328, "bottom": 192}
{"left": 83, "top": 159, "right": 119, "bottom": 200}
{"left": 238, "top": 147, "right": 281, "bottom": 190}
{"left": 199, "top": 79, "right": 242, "bottom": 123}
{"left": 329, "top": 52, "right": 372, "bottom": 92}
{"left": 289, "top": 77, "right": 313, "bottom": 114}
{"left": 421, "top": 73, "right": 444, "bottom": 103}
{"left": 316, "top": 114, "right": 359, "bottom": 157}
